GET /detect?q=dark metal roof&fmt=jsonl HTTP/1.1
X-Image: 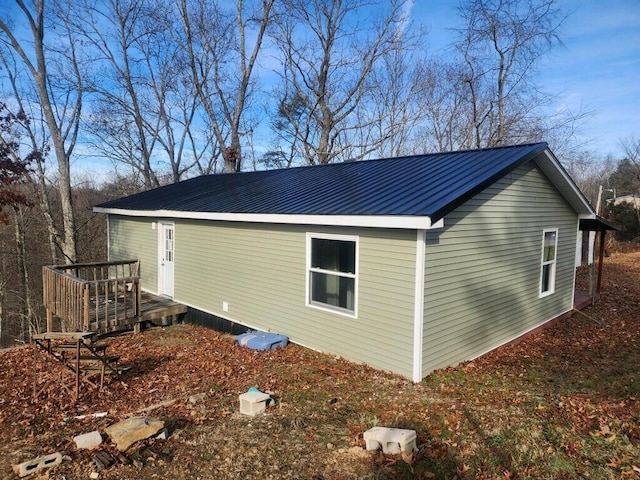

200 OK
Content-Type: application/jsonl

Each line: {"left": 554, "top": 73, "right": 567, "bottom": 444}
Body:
{"left": 96, "top": 143, "right": 552, "bottom": 221}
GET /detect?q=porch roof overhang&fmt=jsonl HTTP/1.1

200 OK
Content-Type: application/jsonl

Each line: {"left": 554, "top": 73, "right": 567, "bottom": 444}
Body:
{"left": 579, "top": 216, "right": 619, "bottom": 232}
{"left": 578, "top": 215, "right": 619, "bottom": 302}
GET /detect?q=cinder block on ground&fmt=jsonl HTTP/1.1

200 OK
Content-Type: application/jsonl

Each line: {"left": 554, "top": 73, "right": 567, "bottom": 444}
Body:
{"left": 13, "top": 452, "right": 63, "bottom": 477}
{"left": 74, "top": 430, "right": 103, "bottom": 450}
{"left": 239, "top": 391, "right": 271, "bottom": 416}
{"left": 363, "top": 427, "right": 417, "bottom": 454}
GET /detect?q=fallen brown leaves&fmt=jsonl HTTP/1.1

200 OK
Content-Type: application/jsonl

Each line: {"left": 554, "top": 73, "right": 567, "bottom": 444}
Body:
{"left": 0, "top": 251, "right": 639, "bottom": 479}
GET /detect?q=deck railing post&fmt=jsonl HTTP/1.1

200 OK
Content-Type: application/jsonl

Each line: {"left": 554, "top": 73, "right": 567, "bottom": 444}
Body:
{"left": 83, "top": 286, "right": 90, "bottom": 331}
{"left": 136, "top": 279, "right": 142, "bottom": 317}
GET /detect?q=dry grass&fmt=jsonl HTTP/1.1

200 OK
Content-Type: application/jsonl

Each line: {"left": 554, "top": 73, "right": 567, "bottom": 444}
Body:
{"left": 1, "top": 252, "right": 639, "bottom": 479}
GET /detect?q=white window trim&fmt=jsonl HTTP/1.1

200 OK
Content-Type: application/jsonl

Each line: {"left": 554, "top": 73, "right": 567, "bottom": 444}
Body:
{"left": 305, "top": 232, "right": 359, "bottom": 318}
{"left": 539, "top": 228, "right": 558, "bottom": 298}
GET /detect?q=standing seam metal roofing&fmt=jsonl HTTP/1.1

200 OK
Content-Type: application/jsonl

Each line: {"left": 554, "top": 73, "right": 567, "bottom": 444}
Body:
{"left": 96, "top": 142, "right": 550, "bottom": 221}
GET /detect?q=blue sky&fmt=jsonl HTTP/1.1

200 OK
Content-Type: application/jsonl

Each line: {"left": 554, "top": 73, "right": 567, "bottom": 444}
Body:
{"left": 415, "top": 0, "right": 640, "bottom": 157}
{"left": 3, "top": 0, "right": 638, "bottom": 184}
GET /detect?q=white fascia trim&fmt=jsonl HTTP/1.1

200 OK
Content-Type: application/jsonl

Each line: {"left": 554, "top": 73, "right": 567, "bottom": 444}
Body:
{"left": 93, "top": 207, "right": 441, "bottom": 230}
{"left": 413, "top": 229, "right": 426, "bottom": 382}
{"left": 537, "top": 149, "right": 596, "bottom": 216}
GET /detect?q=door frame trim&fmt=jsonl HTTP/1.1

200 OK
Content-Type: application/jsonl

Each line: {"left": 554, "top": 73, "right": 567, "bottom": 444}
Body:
{"left": 158, "top": 221, "right": 175, "bottom": 297}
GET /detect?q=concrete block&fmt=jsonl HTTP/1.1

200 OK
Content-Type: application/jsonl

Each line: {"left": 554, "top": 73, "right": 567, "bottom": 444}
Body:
{"left": 12, "top": 452, "right": 63, "bottom": 477}
{"left": 363, "top": 427, "right": 417, "bottom": 455}
{"left": 74, "top": 430, "right": 103, "bottom": 450}
{"left": 239, "top": 391, "right": 271, "bottom": 416}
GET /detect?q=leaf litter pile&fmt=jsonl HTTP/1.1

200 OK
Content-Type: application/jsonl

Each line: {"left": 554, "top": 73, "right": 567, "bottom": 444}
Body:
{"left": 1, "top": 252, "right": 639, "bottom": 479}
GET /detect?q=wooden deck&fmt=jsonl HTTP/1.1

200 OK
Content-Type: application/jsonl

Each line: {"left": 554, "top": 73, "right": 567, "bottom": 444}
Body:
{"left": 140, "top": 292, "right": 188, "bottom": 324}
{"left": 85, "top": 290, "right": 187, "bottom": 332}
{"left": 43, "top": 260, "right": 187, "bottom": 335}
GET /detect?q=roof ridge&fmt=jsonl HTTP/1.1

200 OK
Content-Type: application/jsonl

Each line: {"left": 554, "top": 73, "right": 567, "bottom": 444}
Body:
{"left": 202, "top": 142, "right": 549, "bottom": 178}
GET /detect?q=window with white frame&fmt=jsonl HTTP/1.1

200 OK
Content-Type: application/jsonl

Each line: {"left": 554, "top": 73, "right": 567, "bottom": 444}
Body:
{"left": 540, "top": 229, "right": 558, "bottom": 296}
{"left": 307, "top": 233, "right": 358, "bottom": 316}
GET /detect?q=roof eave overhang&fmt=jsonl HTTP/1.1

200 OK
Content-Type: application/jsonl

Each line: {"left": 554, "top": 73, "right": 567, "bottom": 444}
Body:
{"left": 534, "top": 148, "right": 596, "bottom": 218}
{"left": 427, "top": 145, "right": 597, "bottom": 223}
{"left": 93, "top": 207, "right": 445, "bottom": 230}
{"left": 429, "top": 142, "right": 549, "bottom": 222}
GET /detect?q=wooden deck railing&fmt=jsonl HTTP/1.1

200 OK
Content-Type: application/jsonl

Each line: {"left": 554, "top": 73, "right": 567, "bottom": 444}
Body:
{"left": 43, "top": 260, "right": 141, "bottom": 333}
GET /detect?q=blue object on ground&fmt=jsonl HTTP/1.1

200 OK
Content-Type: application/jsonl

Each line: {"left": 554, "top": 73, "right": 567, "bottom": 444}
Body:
{"left": 237, "top": 331, "right": 289, "bottom": 350}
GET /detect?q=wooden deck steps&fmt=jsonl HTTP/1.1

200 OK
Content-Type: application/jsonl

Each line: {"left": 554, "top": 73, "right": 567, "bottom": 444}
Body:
{"left": 55, "top": 343, "right": 108, "bottom": 353}
{"left": 32, "top": 332, "right": 124, "bottom": 400}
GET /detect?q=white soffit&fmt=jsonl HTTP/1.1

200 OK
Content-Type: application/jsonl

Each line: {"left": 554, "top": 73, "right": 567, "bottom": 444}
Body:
{"left": 93, "top": 207, "right": 446, "bottom": 230}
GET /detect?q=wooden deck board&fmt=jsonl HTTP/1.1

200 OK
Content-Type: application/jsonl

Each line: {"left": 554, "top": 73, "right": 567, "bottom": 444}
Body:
{"left": 140, "top": 292, "right": 188, "bottom": 321}
{"left": 88, "top": 292, "right": 186, "bottom": 333}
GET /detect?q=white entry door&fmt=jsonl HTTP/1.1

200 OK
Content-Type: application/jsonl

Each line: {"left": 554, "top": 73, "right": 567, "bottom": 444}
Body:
{"left": 160, "top": 223, "right": 175, "bottom": 297}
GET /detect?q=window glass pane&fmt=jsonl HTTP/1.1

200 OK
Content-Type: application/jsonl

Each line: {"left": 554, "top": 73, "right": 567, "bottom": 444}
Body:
{"left": 543, "top": 231, "right": 556, "bottom": 261}
{"left": 310, "top": 272, "right": 354, "bottom": 310}
{"left": 541, "top": 264, "right": 551, "bottom": 292}
{"left": 311, "top": 238, "right": 355, "bottom": 273}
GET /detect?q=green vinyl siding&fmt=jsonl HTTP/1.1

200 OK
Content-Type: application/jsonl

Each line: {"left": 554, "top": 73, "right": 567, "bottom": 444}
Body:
{"left": 174, "top": 221, "right": 417, "bottom": 378}
{"left": 422, "top": 163, "right": 578, "bottom": 375}
{"left": 108, "top": 216, "right": 159, "bottom": 293}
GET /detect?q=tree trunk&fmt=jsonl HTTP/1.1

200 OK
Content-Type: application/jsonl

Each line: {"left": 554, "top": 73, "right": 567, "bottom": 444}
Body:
{"left": 0, "top": 260, "right": 5, "bottom": 344}
{"left": 12, "top": 206, "right": 35, "bottom": 341}
{"left": 35, "top": 55, "right": 78, "bottom": 263}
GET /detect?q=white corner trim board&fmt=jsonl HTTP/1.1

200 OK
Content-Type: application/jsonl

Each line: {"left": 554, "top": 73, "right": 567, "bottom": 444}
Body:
{"left": 413, "top": 229, "right": 426, "bottom": 382}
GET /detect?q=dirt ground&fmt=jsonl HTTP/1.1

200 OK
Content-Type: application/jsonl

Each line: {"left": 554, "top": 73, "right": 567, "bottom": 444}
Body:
{"left": 1, "top": 251, "right": 639, "bottom": 479}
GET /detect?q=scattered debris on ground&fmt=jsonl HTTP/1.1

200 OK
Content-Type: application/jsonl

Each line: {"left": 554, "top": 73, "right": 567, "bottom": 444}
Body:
{"left": 1, "top": 252, "right": 639, "bottom": 479}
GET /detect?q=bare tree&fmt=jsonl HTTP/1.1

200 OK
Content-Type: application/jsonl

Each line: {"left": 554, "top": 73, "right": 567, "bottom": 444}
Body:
{"left": 358, "top": 15, "right": 428, "bottom": 159}
{"left": 71, "top": 0, "right": 157, "bottom": 188}
{"left": 563, "top": 151, "right": 614, "bottom": 205}
{"left": 180, "top": 0, "right": 275, "bottom": 173}
{"left": 619, "top": 136, "right": 640, "bottom": 176}
{"left": 453, "top": 0, "right": 565, "bottom": 148}
{"left": 412, "top": 59, "right": 477, "bottom": 153}
{"left": 0, "top": 0, "right": 83, "bottom": 263}
{"left": 0, "top": 102, "right": 42, "bottom": 341}
{"left": 271, "top": 0, "right": 411, "bottom": 165}
{"left": 67, "top": 0, "right": 219, "bottom": 187}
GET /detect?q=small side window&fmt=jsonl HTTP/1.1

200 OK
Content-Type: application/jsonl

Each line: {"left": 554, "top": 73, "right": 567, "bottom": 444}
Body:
{"left": 540, "top": 229, "right": 558, "bottom": 297}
